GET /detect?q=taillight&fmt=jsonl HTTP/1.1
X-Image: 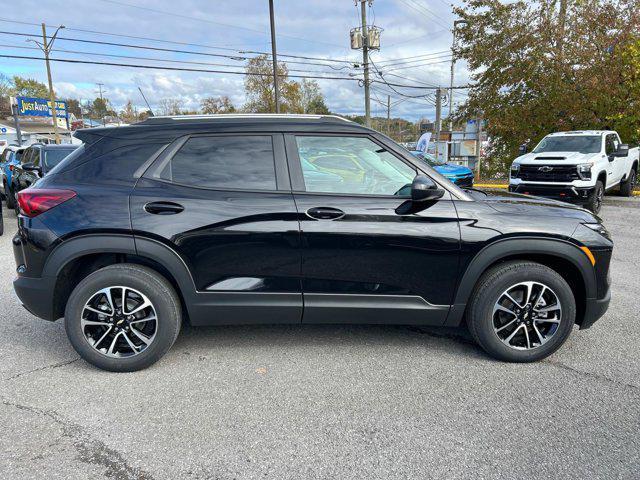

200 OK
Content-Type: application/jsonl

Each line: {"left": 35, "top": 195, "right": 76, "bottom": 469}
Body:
{"left": 17, "top": 189, "right": 76, "bottom": 217}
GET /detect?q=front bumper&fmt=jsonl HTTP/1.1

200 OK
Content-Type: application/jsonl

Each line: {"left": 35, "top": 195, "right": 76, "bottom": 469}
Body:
{"left": 452, "top": 175, "right": 474, "bottom": 188}
{"left": 581, "top": 286, "right": 611, "bottom": 329}
{"left": 509, "top": 183, "right": 594, "bottom": 203}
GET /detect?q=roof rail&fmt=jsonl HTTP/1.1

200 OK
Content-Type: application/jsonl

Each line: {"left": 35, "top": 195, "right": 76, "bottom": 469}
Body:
{"left": 139, "top": 113, "right": 354, "bottom": 124}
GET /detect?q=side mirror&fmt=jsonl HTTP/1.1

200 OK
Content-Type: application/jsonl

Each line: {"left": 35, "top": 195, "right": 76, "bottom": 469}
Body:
{"left": 411, "top": 174, "right": 445, "bottom": 202}
{"left": 612, "top": 144, "right": 629, "bottom": 158}
{"left": 22, "top": 163, "right": 41, "bottom": 173}
{"left": 519, "top": 144, "right": 528, "bottom": 155}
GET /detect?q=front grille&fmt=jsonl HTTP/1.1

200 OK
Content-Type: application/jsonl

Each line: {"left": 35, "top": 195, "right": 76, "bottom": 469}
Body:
{"left": 454, "top": 176, "right": 474, "bottom": 187}
{"left": 517, "top": 164, "right": 578, "bottom": 182}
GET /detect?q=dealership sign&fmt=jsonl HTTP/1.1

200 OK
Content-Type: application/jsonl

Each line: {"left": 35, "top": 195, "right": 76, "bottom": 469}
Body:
{"left": 16, "top": 96, "right": 68, "bottom": 118}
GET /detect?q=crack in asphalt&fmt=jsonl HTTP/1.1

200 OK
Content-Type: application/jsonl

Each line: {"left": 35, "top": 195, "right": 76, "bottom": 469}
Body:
{"left": 5, "top": 357, "right": 81, "bottom": 381}
{"left": 543, "top": 360, "right": 640, "bottom": 392}
{"left": 1, "top": 398, "right": 156, "bottom": 480}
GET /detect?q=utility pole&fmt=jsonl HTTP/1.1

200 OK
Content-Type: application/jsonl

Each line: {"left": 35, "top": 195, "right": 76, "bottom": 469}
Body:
{"left": 434, "top": 87, "right": 442, "bottom": 161}
{"left": 33, "top": 23, "right": 65, "bottom": 144}
{"left": 475, "top": 116, "right": 483, "bottom": 180}
{"left": 11, "top": 100, "right": 23, "bottom": 146}
{"left": 360, "top": 0, "right": 371, "bottom": 127}
{"left": 386, "top": 95, "right": 390, "bottom": 135}
{"left": 96, "top": 83, "right": 106, "bottom": 126}
{"left": 448, "top": 20, "right": 467, "bottom": 131}
{"left": 269, "top": 0, "right": 280, "bottom": 113}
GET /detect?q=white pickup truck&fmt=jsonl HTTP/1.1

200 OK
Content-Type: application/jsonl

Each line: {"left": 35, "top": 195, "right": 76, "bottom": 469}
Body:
{"left": 509, "top": 130, "right": 638, "bottom": 213}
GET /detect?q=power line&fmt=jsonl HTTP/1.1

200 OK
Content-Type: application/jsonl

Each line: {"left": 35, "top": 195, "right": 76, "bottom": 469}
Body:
{"left": 0, "top": 20, "right": 359, "bottom": 66}
{"left": 374, "top": 50, "right": 450, "bottom": 64}
{"left": 0, "top": 43, "right": 357, "bottom": 76}
{"left": 396, "top": 0, "right": 450, "bottom": 29}
{"left": 0, "top": 52, "right": 469, "bottom": 90}
{"left": 0, "top": 30, "right": 359, "bottom": 71}
{"left": 373, "top": 53, "right": 453, "bottom": 68}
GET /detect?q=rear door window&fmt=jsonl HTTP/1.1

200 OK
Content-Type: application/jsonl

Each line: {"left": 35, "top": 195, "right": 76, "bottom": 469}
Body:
{"left": 159, "top": 135, "right": 277, "bottom": 191}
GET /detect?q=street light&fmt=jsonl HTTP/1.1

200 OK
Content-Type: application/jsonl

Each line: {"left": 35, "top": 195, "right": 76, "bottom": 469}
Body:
{"left": 27, "top": 24, "right": 65, "bottom": 144}
{"left": 448, "top": 19, "right": 467, "bottom": 131}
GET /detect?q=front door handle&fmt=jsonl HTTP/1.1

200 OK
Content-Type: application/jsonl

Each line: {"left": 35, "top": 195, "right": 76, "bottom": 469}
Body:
{"left": 144, "top": 201, "right": 185, "bottom": 215}
{"left": 306, "top": 206, "right": 345, "bottom": 220}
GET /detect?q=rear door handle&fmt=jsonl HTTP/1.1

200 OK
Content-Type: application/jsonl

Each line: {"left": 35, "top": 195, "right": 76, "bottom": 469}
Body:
{"left": 306, "top": 206, "right": 345, "bottom": 220}
{"left": 144, "top": 201, "right": 184, "bottom": 215}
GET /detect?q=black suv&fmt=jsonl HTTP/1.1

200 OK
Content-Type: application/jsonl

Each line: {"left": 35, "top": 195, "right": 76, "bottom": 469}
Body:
{"left": 10, "top": 143, "right": 78, "bottom": 207}
{"left": 9, "top": 115, "right": 612, "bottom": 371}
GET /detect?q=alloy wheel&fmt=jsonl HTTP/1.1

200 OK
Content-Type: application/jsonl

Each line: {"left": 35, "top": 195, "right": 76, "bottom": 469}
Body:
{"left": 81, "top": 286, "right": 157, "bottom": 357}
{"left": 492, "top": 281, "right": 562, "bottom": 350}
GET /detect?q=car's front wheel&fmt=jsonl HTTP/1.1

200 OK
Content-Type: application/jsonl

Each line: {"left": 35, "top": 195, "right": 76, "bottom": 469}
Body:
{"left": 65, "top": 264, "right": 182, "bottom": 372}
{"left": 466, "top": 261, "right": 576, "bottom": 362}
{"left": 4, "top": 182, "right": 15, "bottom": 209}
{"left": 586, "top": 181, "right": 604, "bottom": 213}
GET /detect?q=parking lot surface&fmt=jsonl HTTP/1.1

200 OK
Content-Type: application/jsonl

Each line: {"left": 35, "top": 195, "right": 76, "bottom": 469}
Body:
{"left": 1, "top": 197, "right": 639, "bottom": 480}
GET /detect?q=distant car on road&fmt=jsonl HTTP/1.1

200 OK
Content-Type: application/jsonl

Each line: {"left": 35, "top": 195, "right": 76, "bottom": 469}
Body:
{"left": 10, "top": 144, "right": 79, "bottom": 208}
{"left": 1, "top": 145, "right": 26, "bottom": 207}
{"left": 410, "top": 150, "right": 475, "bottom": 187}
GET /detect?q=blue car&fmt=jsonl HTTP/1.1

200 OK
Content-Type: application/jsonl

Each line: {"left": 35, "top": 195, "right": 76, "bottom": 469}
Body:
{"left": 1, "top": 145, "right": 26, "bottom": 209}
{"left": 410, "top": 150, "right": 474, "bottom": 187}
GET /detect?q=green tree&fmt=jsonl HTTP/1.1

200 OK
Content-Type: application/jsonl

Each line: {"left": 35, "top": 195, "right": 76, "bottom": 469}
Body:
{"left": 453, "top": 0, "right": 640, "bottom": 177}
{"left": 65, "top": 98, "right": 82, "bottom": 117}
{"left": 88, "top": 97, "right": 115, "bottom": 119}
{"left": 200, "top": 95, "right": 236, "bottom": 114}
{"left": 244, "top": 55, "right": 304, "bottom": 113}
{"left": 0, "top": 73, "right": 13, "bottom": 97}
{"left": 12, "top": 76, "right": 49, "bottom": 97}
{"left": 300, "top": 79, "right": 330, "bottom": 114}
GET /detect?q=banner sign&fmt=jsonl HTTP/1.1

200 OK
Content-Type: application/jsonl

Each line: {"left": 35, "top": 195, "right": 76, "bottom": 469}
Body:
{"left": 416, "top": 132, "right": 432, "bottom": 152}
{"left": 16, "top": 96, "right": 68, "bottom": 118}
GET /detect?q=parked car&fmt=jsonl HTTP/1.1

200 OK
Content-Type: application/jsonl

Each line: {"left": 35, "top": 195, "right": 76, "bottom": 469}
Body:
{"left": 410, "top": 150, "right": 475, "bottom": 187}
{"left": 509, "top": 130, "right": 639, "bottom": 213}
{"left": 1, "top": 145, "right": 26, "bottom": 208}
{"left": 12, "top": 114, "right": 612, "bottom": 371}
{"left": 10, "top": 143, "right": 78, "bottom": 208}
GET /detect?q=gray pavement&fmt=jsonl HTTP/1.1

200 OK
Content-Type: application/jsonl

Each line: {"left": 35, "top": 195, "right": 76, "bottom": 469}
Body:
{"left": 1, "top": 197, "right": 639, "bottom": 479}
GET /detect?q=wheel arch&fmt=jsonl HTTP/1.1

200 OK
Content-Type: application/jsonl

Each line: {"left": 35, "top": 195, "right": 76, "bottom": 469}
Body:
{"left": 44, "top": 234, "right": 196, "bottom": 320}
{"left": 445, "top": 237, "right": 597, "bottom": 327}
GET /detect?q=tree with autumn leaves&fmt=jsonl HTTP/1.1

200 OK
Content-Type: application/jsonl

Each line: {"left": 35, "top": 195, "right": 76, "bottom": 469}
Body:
{"left": 453, "top": 0, "right": 640, "bottom": 176}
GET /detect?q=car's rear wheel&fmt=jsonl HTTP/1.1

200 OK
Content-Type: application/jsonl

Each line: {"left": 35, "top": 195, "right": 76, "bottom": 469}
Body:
{"left": 619, "top": 169, "right": 636, "bottom": 197}
{"left": 65, "top": 264, "right": 182, "bottom": 372}
{"left": 466, "top": 261, "right": 575, "bottom": 362}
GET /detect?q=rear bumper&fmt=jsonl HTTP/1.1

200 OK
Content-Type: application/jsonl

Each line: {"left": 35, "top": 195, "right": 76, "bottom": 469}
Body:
{"left": 509, "top": 183, "right": 594, "bottom": 203}
{"left": 580, "top": 286, "right": 611, "bottom": 329}
{"left": 13, "top": 275, "right": 57, "bottom": 321}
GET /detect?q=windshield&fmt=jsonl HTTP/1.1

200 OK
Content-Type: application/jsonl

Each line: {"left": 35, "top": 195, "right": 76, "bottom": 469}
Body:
{"left": 44, "top": 149, "right": 76, "bottom": 168}
{"left": 411, "top": 151, "right": 446, "bottom": 166}
{"left": 533, "top": 135, "right": 602, "bottom": 154}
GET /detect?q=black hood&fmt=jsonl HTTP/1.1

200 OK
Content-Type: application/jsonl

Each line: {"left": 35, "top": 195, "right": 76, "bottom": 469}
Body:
{"left": 466, "top": 188, "right": 600, "bottom": 223}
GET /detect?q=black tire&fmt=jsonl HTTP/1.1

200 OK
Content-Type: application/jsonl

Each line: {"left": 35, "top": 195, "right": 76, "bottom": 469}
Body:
{"left": 4, "top": 182, "right": 15, "bottom": 209}
{"left": 619, "top": 169, "right": 636, "bottom": 197}
{"left": 466, "top": 261, "right": 576, "bottom": 362}
{"left": 65, "top": 264, "right": 182, "bottom": 372}
{"left": 586, "top": 180, "right": 604, "bottom": 213}
{"left": 0, "top": 202, "right": 3, "bottom": 236}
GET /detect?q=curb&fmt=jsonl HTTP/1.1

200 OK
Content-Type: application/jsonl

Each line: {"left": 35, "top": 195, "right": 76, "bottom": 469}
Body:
{"left": 474, "top": 183, "right": 640, "bottom": 196}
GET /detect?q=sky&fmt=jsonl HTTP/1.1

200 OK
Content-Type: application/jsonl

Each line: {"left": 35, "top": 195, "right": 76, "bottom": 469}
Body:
{"left": 0, "top": 0, "right": 471, "bottom": 122}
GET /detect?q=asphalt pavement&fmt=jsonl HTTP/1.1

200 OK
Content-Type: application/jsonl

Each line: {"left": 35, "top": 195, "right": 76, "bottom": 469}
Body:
{"left": 1, "top": 197, "right": 638, "bottom": 480}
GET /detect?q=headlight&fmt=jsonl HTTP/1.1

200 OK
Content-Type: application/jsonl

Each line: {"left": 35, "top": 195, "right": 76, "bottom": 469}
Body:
{"left": 510, "top": 163, "right": 520, "bottom": 178}
{"left": 583, "top": 222, "right": 610, "bottom": 240}
{"left": 577, "top": 163, "right": 592, "bottom": 180}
